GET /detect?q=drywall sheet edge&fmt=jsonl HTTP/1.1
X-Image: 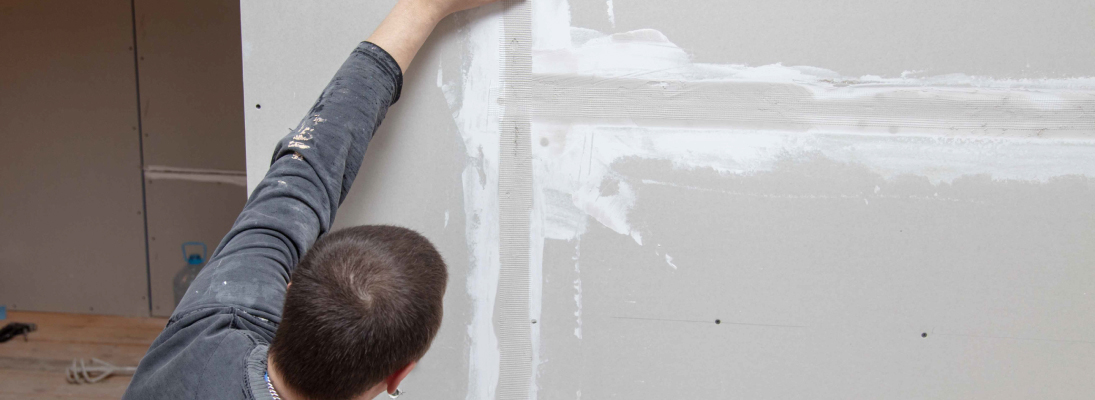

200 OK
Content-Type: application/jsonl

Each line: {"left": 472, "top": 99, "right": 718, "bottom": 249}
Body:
{"left": 496, "top": 1, "right": 535, "bottom": 400}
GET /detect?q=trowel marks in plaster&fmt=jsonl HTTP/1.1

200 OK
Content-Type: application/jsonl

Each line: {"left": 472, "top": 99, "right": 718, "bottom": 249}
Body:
{"left": 443, "top": 0, "right": 1095, "bottom": 398}
{"left": 445, "top": 7, "right": 503, "bottom": 400}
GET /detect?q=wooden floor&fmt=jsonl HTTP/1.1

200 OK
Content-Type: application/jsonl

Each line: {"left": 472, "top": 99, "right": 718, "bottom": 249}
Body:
{"left": 0, "top": 311, "right": 167, "bottom": 400}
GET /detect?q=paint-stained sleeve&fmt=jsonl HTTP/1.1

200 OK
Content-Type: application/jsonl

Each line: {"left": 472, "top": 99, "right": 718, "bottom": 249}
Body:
{"left": 171, "top": 41, "right": 403, "bottom": 321}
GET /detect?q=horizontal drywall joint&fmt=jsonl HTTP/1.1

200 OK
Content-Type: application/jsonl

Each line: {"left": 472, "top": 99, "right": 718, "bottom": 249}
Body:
{"left": 144, "top": 165, "right": 247, "bottom": 187}
{"left": 527, "top": 74, "right": 1095, "bottom": 137}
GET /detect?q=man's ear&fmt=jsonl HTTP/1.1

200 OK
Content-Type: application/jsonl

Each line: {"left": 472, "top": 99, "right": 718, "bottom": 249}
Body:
{"left": 386, "top": 361, "right": 416, "bottom": 395}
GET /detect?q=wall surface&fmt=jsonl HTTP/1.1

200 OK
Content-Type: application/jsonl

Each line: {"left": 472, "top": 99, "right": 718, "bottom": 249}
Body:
{"left": 243, "top": 1, "right": 1095, "bottom": 398}
{"left": 133, "top": 0, "right": 247, "bottom": 317}
{"left": 145, "top": 178, "right": 245, "bottom": 316}
{"left": 0, "top": 0, "right": 149, "bottom": 316}
{"left": 134, "top": 0, "right": 246, "bottom": 172}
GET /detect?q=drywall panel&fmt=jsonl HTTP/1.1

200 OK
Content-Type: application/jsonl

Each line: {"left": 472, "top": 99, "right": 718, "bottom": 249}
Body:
{"left": 144, "top": 178, "right": 245, "bottom": 317}
{"left": 245, "top": 0, "right": 1095, "bottom": 398}
{"left": 533, "top": 147, "right": 1095, "bottom": 398}
{"left": 135, "top": 0, "right": 249, "bottom": 317}
{"left": 134, "top": 0, "right": 245, "bottom": 172}
{"left": 520, "top": 2, "right": 1095, "bottom": 398}
{"left": 0, "top": 0, "right": 149, "bottom": 316}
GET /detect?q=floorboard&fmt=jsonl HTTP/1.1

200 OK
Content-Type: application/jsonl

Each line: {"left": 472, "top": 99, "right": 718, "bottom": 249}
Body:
{"left": 0, "top": 311, "right": 167, "bottom": 399}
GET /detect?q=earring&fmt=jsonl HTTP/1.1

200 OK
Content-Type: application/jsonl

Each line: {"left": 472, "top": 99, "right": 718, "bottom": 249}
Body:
{"left": 388, "top": 388, "right": 404, "bottom": 399}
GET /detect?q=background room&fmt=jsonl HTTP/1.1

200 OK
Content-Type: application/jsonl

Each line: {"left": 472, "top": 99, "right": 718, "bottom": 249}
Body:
{"left": 3, "top": 0, "right": 1094, "bottom": 399}
{"left": 1, "top": 1, "right": 245, "bottom": 396}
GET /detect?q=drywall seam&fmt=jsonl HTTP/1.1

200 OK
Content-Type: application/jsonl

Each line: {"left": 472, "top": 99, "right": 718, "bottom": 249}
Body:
{"left": 446, "top": 6, "right": 503, "bottom": 400}
{"left": 144, "top": 165, "right": 248, "bottom": 187}
{"left": 496, "top": 1, "right": 534, "bottom": 400}
{"left": 518, "top": 4, "right": 1095, "bottom": 249}
{"left": 523, "top": 5, "right": 1095, "bottom": 398}
{"left": 527, "top": 75, "right": 1095, "bottom": 136}
{"left": 446, "top": 1, "right": 1095, "bottom": 398}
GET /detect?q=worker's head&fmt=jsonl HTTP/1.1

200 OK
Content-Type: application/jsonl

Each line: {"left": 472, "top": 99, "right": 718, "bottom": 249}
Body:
{"left": 269, "top": 225, "right": 447, "bottom": 400}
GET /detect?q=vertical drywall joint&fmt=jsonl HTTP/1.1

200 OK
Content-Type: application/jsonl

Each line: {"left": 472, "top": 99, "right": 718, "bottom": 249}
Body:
{"left": 129, "top": 0, "right": 153, "bottom": 315}
{"left": 497, "top": 0, "right": 533, "bottom": 399}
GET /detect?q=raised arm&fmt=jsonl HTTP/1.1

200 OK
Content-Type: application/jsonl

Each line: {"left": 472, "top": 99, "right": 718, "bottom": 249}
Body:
{"left": 172, "top": 0, "right": 500, "bottom": 320}
{"left": 172, "top": 40, "right": 401, "bottom": 319}
{"left": 367, "top": 0, "right": 498, "bottom": 72}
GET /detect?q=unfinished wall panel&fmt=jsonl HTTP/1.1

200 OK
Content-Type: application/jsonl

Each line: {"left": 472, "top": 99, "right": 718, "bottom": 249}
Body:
{"left": 135, "top": 0, "right": 249, "bottom": 317}
{"left": 573, "top": 0, "right": 1095, "bottom": 78}
{"left": 134, "top": 0, "right": 245, "bottom": 172}
{"left": 144, "top": 178, "right": 246, "bottom": 317}
{"left": 0, "top": 0, "right": 149, "bottom": 316}
{"left": 245, "top": 0, "right": 1095, "bottom": 398}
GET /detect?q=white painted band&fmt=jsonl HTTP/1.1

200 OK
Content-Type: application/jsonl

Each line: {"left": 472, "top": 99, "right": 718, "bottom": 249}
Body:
{"left": 144, "top": 165, "right": 248, "bottom": 187}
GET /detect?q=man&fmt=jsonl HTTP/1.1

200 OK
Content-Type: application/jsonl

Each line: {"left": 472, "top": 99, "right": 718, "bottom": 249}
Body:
{"left": 124, "top": 0, "right": 499, "bottom": 398}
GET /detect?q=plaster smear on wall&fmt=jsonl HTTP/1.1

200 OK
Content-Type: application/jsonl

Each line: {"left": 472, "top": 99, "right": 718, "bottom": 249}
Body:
{"left": 443, "top": 0, "right": 1095, "bottom": 398}
{"left": 442, "top": 7, "right": 503, "bottom": 400}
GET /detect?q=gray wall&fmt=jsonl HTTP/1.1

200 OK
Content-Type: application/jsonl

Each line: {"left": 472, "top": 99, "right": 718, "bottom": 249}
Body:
{"left": 132, "top": 0, "right": 248, "bottom": 317}
{"left": 570, "top": 0, "right": 1095, "bottom": 78}
{"left": 0, "top": 0, "right": 148, "bottom": 316}
{"left": 244, "top": 0, "right": 1095, "bottom": 398}
{"left": 135, "top": 0, "right": 246, "bottom": 172}
{"left": 0, "top": 0, "right": 246, "bottom": 317}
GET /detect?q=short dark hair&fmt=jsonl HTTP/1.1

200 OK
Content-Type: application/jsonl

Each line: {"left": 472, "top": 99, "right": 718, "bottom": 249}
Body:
{"left": 269, "top": 225, "right": 447, "bottom": 400}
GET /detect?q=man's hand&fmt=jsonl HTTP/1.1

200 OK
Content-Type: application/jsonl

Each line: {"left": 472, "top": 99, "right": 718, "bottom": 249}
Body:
{"left": 426, "top": 0, "right": 503, "bottom": 17}
{"left": 368, "top": 0, "right": 504, "bottom": 73}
